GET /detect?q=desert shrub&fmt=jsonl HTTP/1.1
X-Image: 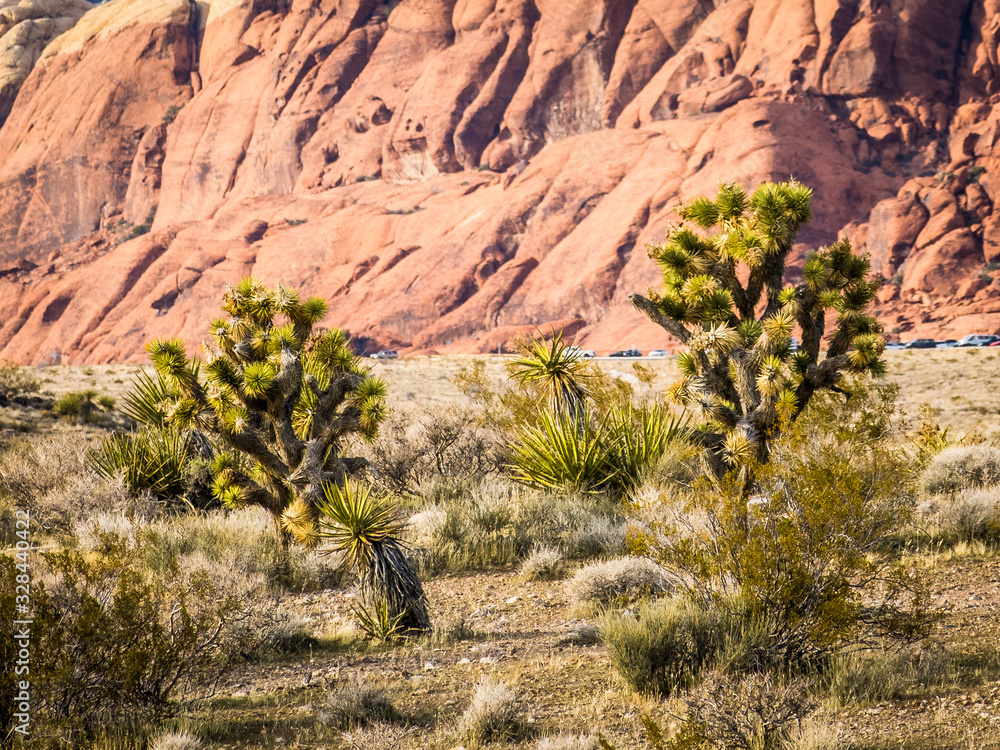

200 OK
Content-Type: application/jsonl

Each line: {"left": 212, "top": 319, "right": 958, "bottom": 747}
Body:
{"left": 459, "top": 679, "right": 525, "bottom": 748}
{"left": 364, "top": 407, "right": 502, "bottom": 493}
{"left": 0, "top": 435, "right": 147, "bottom": 534}
{"left": 922, "top": 445, "right": 1000, "bottom": 495}
{"left": 287, "top": 546, "right": 348, "bottom": 591}
{"left": 784, "top": 719, "right": 840, "bottom": 750}
{"left": 941, "top": 486, "right": 1000, "bottom": 542}
{"left": 567, "top": 556, "right": 674, "bottom": 606}
{"left": 519, "top": 545, "right": 565, "bottom": 580}
{"left": 138, "top": 506, "right": 280, "bottom": 576}
{"left": 823, "top": 647, "right": 953, "bottom": 706}
{"left": 566, "top": 514, "right": 627, "bottom": 558}
{"left": 670, "top": 672, "right": 816, "bottom": 750}
{"left": 411, "top": 480, "right": 626, "bottom": 574}
{"left": 0, "top": 557, "right": 22, "bottom": 743}
{"left": 638, "top": 383, "right": 930, "bottom": 672}
{"left": 535, "top": 735, "right": 597, "bottom": 750}
{"left": 150, "top": 731, "right": 202, "bottom": 750}
{"left": 53, "top": 390, "right": 114, "bottom": 424}
{"left": 26, "top": 543, "right": 273, "bottom": 737}
{"left": 74, "top": 512, "right": 141, "bottom": 552}
{"left": 599, "top": 596, "right": 733, "bottom": 696}
{"left": 321, "top": 681, "right": 399, "bottom": 729}
{"left": 117, "top": 506, "right": 342, "bottom": 593}
{"left": 0, "top": 361, "right": 39, "bottom": 397}
{"left": 262, "top": 611, "right": 317, "bottom": 654}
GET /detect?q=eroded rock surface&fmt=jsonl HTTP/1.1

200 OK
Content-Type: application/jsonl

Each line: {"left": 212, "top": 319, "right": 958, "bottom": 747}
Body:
{"left": 1, "top": 0, "right": 999, "bottom": 362}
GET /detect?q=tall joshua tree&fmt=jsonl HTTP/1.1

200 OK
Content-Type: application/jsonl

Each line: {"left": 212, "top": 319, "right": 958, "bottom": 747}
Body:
{"left": 629, "top": 180, "right": 885, "bottom": 479}
{"left": 146, "top": 278, "right": 387, "bottom": 552}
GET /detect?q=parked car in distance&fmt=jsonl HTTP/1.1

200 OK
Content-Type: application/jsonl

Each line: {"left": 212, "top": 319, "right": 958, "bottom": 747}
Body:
{"left": 370, "top": 350, "right": 398, "bottom": 359}
{"left": 648, "top": 349, "right": 670, "bottom": 358}
{"left": 990, "top": 339, "right": 1000, "bottom": 347}
{"left": 936, "top": 340, "right": 957, "bottom": 348}
{"left": 566, "top": 346, "right": 596, "bottom": 358}
{"left": 955, "top": 334, "right": 1000, "bottom": 347}
{"left": 885, "top": 341, "right": 905, "bottom": 350}
{"left": 905, "top": 339, "right": 937, "bottom": 349}
{"left": 608, "top": 349, "right": 641, "bottom": 357}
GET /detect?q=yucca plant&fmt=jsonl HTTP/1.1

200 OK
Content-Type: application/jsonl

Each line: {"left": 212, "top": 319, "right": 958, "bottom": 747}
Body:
{"left": 629, "top": 180, "right": 884, "bottom": 481}
{"left": 142, "top": 278, "right": 388, "bottom": 562}
{"left": 317, "top": 480, "right": 430, "bottom": 633}
{"left": 610, "top": 401, "right": 690, "bottom": 489}
{"left": 89, "top": 427, "right": 191, "bottom": 501}
{"left": 89, "top": 369, "right": 211, "bottom": 504}
{"left": 509, "top": 330, "right": 589, "bottom": 426}
{"left": 509, "top": 407, "right": 616, "bottom": 494}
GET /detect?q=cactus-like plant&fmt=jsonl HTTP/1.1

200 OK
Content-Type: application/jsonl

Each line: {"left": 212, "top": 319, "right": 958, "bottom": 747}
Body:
{"left": 146, "top": 278, "right": 387, "bottom": 552}
{"left": 629, "top": 181, "right": 884, "bottom": 478}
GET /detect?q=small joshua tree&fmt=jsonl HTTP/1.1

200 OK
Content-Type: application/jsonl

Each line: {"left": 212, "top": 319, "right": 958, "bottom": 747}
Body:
{"left": 146, "top": 278, "right": 387, "bottom": 554}
{"left": 629, "top": 180, "right": 884, "bottom": 479}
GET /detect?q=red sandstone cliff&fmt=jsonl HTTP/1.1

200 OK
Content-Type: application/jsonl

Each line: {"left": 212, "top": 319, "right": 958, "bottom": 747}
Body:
{"left": 0, "top": 0, "right": 997, "bottom": 362}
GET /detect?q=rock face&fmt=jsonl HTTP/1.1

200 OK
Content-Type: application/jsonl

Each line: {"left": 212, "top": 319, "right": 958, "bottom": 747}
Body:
{"left": 0, "top": 0, "right": 999, "bottom": 362}
{"left": 0, "top": 0, "right": 91, "bottom": 124}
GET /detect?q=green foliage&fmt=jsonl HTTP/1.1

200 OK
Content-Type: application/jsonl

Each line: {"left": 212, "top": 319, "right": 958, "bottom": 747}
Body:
{"left": 317, "top": 480, "right": 429, "bottom": 633}
{"left": 630, "top": 180, "right": 884, "bottom": 477}
{"left": 22, "top": 543, "right": 266, "bottom": 738}
{"left": 88, "top": 427, "right": 191, "bottom": 502}
{"left": 599, "top": 595, "right": 782, "bottom": 698}
{"left": 53, "top": 390, "right": 114, "bottom": 424}
{"left": 509, "top": 401, "right": 688, "bottom": 496}
{"left": 509, "top": 407, "right": 617, "bottom": 493}
{"left": 0, "top": 361, "right": 39, "bottom": 398}
{"left": 89, "top": 370, "right": 209, "bottom": 506}
{"left": 144, "top": 278, "right": 387, "bottom": 547}
{"left": 131, "top": 224, "right": 150, "bottom": 237}
{"left": 0, "top": 556, "right": 21, "bottom": 744}
{"left": 510, "top": 330, "right": 590, "bottom": 420}
{"left": 162, "top": 104, "right": 182, "bottom": 124}
{"left": 635, "top": 383, "right": 932, "bottom": 673}
{"left": 599, "top": 596, "right": 729, "bottom": 696}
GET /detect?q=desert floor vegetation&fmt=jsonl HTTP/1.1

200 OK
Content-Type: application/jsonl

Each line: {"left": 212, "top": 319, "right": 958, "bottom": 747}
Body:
{"left": 4, "top": 352, "right": 1000, "bottom": 749}
{"left": 5, "top": 259, "right": 1000, "bottom": 747}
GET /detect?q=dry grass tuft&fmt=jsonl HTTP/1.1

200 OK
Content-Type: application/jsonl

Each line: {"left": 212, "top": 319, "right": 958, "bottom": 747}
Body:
{"left": 519, "top": 545, "right": 565, "bottom": 580}
{"left": 459, "top": 678, "right": 525, "bottom": 748}
{"left": 149, "top": 731, "right": 202, "bottom": 750}
{"left": 567, "top": 556, "right": 674, "bottom": 605}
{"left": 340, "top": 721, "right": 411, "bottom": 750}
{"left": 321, "top": 681, "right": 399, "bottom": 729}
{"left": 535, "top": 733, "right": 597, "bottom": 750}
{"left": 921, "top": 444, "right": 1000, "bottom": 495}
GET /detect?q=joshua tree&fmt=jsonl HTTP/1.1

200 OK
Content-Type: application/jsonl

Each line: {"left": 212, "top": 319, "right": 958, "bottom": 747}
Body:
{"left": 629, "top": 180, "right": 884, "bottom": 479}
{"left": 146, "top": 278, "right": 387, "bottom": 554}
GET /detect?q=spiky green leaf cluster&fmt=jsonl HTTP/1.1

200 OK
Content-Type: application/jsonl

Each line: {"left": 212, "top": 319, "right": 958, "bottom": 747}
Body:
{"left": 145, "top": 277, "right": 388, "bottom": 546}
{"left": 633, "top": 181, "right": 884, "bottom": 474}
